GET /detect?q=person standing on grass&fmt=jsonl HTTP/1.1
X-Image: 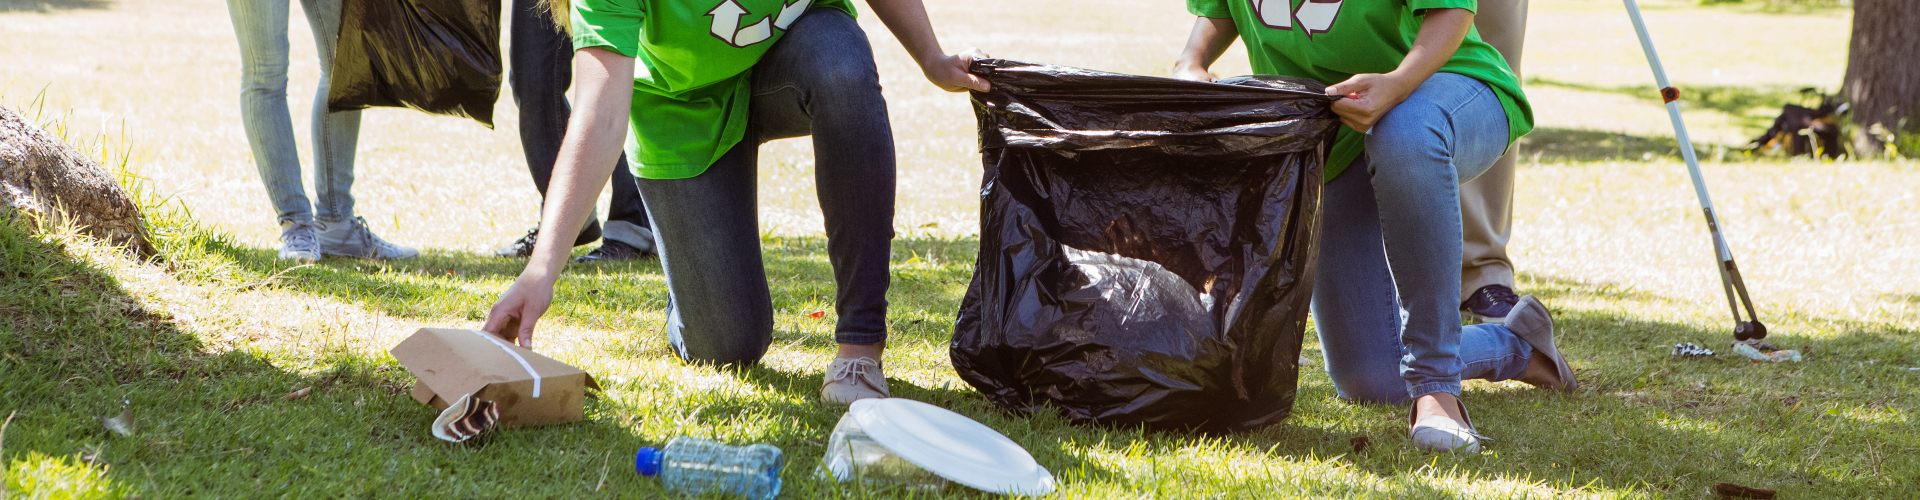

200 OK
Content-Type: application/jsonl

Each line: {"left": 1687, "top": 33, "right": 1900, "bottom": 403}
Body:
{"left": 1457, "top": 0, "right": 1529, "bottom": 325}
{"left": 481, "top": 0, "right": 989, "bottom": 405}
{"left": 1171, "top": 0, "right": 1576, "bottom": 452}
{"left": 226, "top": 0, "right": 418, "bottom": 262}
{"left": 491, "top": 0, "right": 660, "bottom": 263}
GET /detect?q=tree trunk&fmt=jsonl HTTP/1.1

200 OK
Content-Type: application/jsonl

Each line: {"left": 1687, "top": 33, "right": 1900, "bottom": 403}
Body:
{"left": 0, "top": 105, "right": 155, "bottom": 256}
{"left": 1841, "top": 0, "right": 1920, "bottom": 156}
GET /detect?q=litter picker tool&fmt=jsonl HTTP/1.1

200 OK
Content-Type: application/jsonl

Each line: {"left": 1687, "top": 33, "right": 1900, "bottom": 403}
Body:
{"left": 1621, "top": 0, "right": 1768, "bottom": 340}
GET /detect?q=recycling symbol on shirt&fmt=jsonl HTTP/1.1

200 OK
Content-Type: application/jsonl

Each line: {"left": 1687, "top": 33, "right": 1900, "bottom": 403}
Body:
{"left": 1249, "top": 0, "right": 1345, "bottom": 38}
{"left": 708, "top": 0, "right": 813, "bottom": 48}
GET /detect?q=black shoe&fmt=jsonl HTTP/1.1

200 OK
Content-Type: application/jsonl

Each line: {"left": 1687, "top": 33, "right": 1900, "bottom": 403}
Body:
{"left": 1461, "top": 284, "right": 1520, "bottom": 324}
{"left": 491, "top": 221, "right": 603, "bottom": 258}
{"left": 573, "top": 238, "right": 655, "bottom": 263}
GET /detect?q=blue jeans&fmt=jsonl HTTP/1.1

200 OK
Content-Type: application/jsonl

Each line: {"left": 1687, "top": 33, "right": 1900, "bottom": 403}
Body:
{"left": 1313, "top": 73, "right": 1532, "bottom": 403}
{"left": 636, "top": 9, "right": 895, "bottom": 365}
{"left": 508, "top": 0, "right": 653, "bottom": 245}
{"left": 227, "top": 0, "right": 361, "bottom": 225}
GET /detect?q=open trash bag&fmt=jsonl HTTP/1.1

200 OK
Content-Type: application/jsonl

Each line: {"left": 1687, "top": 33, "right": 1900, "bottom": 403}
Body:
{"left": 328, "top": 0, "right": 502, "bottom": 127}
{"left": 951, "top": 60, "right": 1340, "bottom": 433}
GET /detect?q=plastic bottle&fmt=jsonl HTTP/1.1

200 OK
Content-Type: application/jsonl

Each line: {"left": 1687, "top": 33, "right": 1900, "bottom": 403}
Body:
{"left": 820, "top": 411, "right": 948, "bottom": 490}
{"left": 635, "top": 437, "right": 786, "bottom": 499}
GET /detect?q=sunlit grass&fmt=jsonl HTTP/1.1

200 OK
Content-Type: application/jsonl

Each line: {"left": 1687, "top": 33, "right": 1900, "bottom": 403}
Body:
{"left": 3, "top": 0, "right": 1915, "bottom": 498}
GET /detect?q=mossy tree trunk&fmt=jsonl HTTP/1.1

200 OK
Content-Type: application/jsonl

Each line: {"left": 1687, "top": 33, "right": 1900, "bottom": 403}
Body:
{"left": 0, "top": 104, "right": 155, "bottom": 256}
{"left": 1841, "top": 0, "right": 1920, "bottom": 156}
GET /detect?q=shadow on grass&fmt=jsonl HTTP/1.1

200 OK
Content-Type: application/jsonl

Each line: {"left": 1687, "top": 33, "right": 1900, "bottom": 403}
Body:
{"left": 957, "top": 272, "right": 1915, "bottom": 496}
{"left": 1525, "top": 77, "right": 1815, "bottom": 132}
{"left": 0, "top": 0, "right": 110, "bottom": 12}
{"left": 41, "top": 223, "right": 1914, "bottom": 496}
{"left": 1517, "top": 127, "right": 1701, "bottom": 163}
{"left": 1515, "top": 127, "right": 1770, "bottom": 164}
{"left": 0, "top": 218, "right": 427, "bottom": 496}
{"left": 196, "top": 233, "right": 986, "bottom": 350}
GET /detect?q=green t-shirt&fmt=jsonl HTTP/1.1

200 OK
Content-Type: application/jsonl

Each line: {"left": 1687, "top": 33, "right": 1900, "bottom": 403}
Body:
{"left": 1188, "top": 0, "right": 1533, "bottom": 181}
{"left": 571, "top": 0, "right": 856, "bottom": 179}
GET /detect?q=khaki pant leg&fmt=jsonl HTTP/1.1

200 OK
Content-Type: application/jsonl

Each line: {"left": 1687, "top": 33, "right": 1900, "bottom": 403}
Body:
{"left": 1460, "top": 0, "right": 1528, "bottom": 298}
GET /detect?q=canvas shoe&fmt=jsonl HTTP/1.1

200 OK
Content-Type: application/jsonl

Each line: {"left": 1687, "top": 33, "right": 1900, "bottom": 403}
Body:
{"left": 492, "top": 216, "right": 603, "bottom": 258}
{"left": 1409, "top": 397, "right": 1489, "bottom": 454}
{"left": 820, "top": 357, "right": 890, "bottom": 405}
{"left": 316, "top": 216, "right": 419, "bottom": 260}
{"left": 1461, "top": 284, "right": 1521, "bottom": 324}
{"left": 1507, "top": 295, "right": 1578, "bottom": 391}
{"left": 278, "top": 220, "right": 321, "bottom": 263}
{"left": 573, "top": 227, "right": 657, "bottom": 263}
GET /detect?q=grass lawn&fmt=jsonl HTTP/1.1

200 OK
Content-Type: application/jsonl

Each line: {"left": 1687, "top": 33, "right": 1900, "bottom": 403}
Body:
{"left": 3, "top": 0, "right": 1916, "bottom": 498}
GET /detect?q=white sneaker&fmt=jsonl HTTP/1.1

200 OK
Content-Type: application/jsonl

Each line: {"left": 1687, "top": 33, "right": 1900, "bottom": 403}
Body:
{"left": 820, "top": 357, "right": 889, "bottom": 405}
{"left": 278, "top": 220, "right": 321, "bottom": 263}
{"left": 317, "top": 216, "right": 419, "bottom": 260}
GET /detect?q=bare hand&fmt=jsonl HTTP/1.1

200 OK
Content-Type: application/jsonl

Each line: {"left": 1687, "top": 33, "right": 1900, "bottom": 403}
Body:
{"left": 1325, "top": 73, "right": 1417, "bottom": 133}
{"left": 1171, "top": 63, "right": 1216, "bottom": 83}
{"left": 481, "top": 275, "right": 556, "bottom": 348}
{"left": 923, "top": 47, "right": 992, "bottom": 92}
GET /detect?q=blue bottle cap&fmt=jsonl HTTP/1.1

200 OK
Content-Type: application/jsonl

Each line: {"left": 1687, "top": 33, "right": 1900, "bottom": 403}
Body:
{"left": 634, "top": 447, "right": 662, "bottom": 476}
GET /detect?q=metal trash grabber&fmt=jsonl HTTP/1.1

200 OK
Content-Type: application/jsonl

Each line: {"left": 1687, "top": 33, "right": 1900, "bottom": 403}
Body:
{"left": 1621, "top": 0, "right": 1768, "bottom": 340}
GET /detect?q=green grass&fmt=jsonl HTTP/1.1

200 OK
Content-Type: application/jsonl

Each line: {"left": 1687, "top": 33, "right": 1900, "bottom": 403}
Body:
{"left": 4, "top": 0, "right": 1917, "bottom": 497}
{"left": 4, "top": 185, "right": 1918, "bottom": 498}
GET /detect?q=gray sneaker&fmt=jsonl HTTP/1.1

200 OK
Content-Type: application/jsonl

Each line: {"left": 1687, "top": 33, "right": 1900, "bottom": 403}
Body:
{"left": 316, "top": 216, "right": 419, "bottom": 260}
{"left": 278, "top": 220, "right": 321, "bottom": 263}
{"left": 1507, "top": 295, "right": 1577, "bottom": 391}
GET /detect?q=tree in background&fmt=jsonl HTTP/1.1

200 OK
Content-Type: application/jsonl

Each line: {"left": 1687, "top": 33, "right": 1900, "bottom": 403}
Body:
{"left": 1842, "top": 0, "right": 1919, "bottom": 157}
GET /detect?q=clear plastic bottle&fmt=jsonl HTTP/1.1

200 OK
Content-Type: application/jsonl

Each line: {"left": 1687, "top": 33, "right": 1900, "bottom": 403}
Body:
{"left": 635, "top": 437, "right": 786, "bottom": 499}
{"left": 820, "top": 413, "right": 948, "bottom": 490}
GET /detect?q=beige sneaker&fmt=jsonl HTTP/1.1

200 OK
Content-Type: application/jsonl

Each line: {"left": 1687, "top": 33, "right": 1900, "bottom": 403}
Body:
{"left": 820, "top": 357, "right": 890, "bottom": 405}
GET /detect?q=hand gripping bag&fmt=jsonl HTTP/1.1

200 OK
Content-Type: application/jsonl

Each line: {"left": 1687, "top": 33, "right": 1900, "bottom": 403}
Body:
{"left": 328, "top": 0, "right": 503, "bottom": 127}
{"left": 951, "top": 60, "right": 1340, "bottom": 433}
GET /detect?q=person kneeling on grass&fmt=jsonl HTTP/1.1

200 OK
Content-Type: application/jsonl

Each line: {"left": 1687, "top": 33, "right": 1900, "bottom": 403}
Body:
{"left": 481, "top": 0, "right": 989, "bottom": 405}
{"left": 1172, "top": 0, "right": 1575, "bottom": 452}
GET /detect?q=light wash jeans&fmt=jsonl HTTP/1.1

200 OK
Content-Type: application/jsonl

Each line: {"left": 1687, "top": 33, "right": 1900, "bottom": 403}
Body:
{"left": 1312, "top": 72, "right": 1533, "bottom": 404}
{"left": 636, "top": 9, "right": 895, "bottom": 365}
{"left": 227, "top": 0, "right": 361, "bottom": 225}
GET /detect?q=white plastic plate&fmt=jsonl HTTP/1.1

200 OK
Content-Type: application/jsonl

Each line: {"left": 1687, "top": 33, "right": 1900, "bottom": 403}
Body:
{"left": 848, "top": 398, "right": 1056, "bottom": 496}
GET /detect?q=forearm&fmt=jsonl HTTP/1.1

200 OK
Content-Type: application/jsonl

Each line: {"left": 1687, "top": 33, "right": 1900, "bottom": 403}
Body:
{"left": 865, "top": 0, "right": 947, "bottom": 70}
{"left": 524, "top": 48, "right": 635, "bottom": 283}
{"left": 1390, "top": 8, "right": 1473, "bottom": 88}
{"left": 1174, "top": 17, "right": 1239, "bottom": 74}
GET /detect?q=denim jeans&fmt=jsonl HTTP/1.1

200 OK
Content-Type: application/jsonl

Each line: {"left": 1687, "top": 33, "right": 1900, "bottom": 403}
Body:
{"left": 227, "top": 0, "right": 361, "bottom": 225}
{"left": 508, "top": 0, "right": 653, "bottom": 245}
{"left": 636, "top": 9, "right": 894, "bottom": 365}
{"left": 1312, "top": 72, "right": 1531, "bottom": 403}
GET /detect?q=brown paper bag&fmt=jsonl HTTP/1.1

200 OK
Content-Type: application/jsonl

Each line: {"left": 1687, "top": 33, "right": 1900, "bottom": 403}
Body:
{"left": 391, "top": 328, "right": 599, "bottom": 428}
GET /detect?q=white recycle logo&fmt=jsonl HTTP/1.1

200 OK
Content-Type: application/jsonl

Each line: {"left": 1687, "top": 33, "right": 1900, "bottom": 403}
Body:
{"left": 707, "top": 0, "right": 814, "bottom": 48}
{"left": 1249, "top": 0, "right": 1345, "bottom": 37}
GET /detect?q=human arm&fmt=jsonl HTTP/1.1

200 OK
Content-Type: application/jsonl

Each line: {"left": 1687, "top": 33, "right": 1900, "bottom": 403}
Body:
{"left": 1324, "top": 8, "right": 1474, "bottom": 132}
{"left": 863, "top": 0, "right": 991, "bottom": 92}
{"left": 1172, "top": 16, "right": 1240, "bottom": 82}
{"left": 481, "top": 47, "right": 636, "bottom": 348}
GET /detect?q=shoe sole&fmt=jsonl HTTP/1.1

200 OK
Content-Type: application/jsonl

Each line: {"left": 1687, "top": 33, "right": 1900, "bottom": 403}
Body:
{"left": 1509, "top": 295, "right": 1577, "bottom": 391}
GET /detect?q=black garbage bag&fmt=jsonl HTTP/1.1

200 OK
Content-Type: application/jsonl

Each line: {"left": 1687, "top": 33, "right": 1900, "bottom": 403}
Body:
{"left": 951, "top": 60, "right": 1340, "bottom": 433}
{"left": 328, "top": 0, "right": 502, "bottom": 128}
